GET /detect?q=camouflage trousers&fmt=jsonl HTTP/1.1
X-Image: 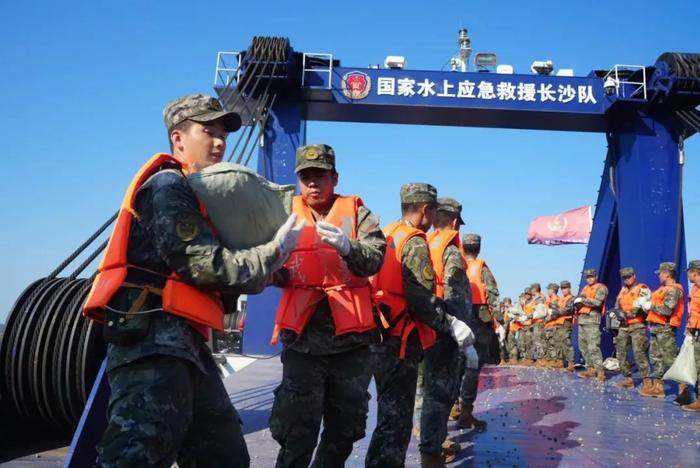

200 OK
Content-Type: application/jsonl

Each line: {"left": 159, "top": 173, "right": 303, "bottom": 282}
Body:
{"left": 530, "top": 323, "right": 545, "bottom": 360}
{"left": 614, "top": 323, "right": 650, "bottom": 378}
{"left": 545, "top": 326, "right": 560, "bottom": 360}
{"left": 521, "top": 326, "right": 532, "bottom": 360}
{"left": 367, "top": 336, "right": 422, "bottom": 468}
{"left": 553, "top": 322, "right": 574, "bottom": 365}
{"left": 98, "top": 354, "right": 248, "bottom": 468}
{"left": 649, "top": 324, "right": 678, "bottom": 379}
{"left": 269, "top": 347, "right": 372, "bottom": 468}
{"left": 577, "top": 313, "right": 603, "bottom": 370}
{"left": 506, "top": 328, "right": 519, "bottom": 361}
{"left": 418, "top": 336, "right": 461, "bottom": 456}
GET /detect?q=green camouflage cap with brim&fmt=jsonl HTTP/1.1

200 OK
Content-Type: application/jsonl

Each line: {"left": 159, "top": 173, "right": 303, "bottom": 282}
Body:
{"left": 295, "top": 144, "right": 336, "bottom": 174}
{"left": 437, "top": 197, "right": 465, "bottom": 225}
{"left": 400, "top": 183, "right": 438, "bottom": 204}
{"left": 687, "top": 260, "right": 700, "bottom": 272}
{"left": 530, "top": 282, "right": 541, "bottom": 290}
{"left": 462, "top": 233, "right": 481, "bottom": 246}
{"left": 547, "top": 283, "right": 559, "bottom": 292}
{"left": 163, "top": 94, "right": 241, "bottom": 132}
{"left": 619, "top": 267, "right": 636, "bottom": 278}
{"left": 655, "top": 262, "right": 676, "bottom": 274}
{"left": 583, "top": 268, "right": 597, "bottom": 277}
{"left": 560, "top": 280, "right": 572, "bottom": 289}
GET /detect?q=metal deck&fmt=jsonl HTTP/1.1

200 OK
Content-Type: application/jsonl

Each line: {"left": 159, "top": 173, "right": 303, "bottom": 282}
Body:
{"left": 2, "top": 358, "right": 699, "bottom": 467}
{"left": 231, "top": 359, "right": 700, "bottom": 467}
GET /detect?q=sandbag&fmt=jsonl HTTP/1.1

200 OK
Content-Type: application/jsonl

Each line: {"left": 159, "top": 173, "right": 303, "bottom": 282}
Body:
{"left": 532, "top": 304, "right": 547, "bottom": 320}
{"left": 663, "top": 335, "right": 698, "bottom": 385}
{"left": 188, "top": 163, "right": 295, "bottom": 249}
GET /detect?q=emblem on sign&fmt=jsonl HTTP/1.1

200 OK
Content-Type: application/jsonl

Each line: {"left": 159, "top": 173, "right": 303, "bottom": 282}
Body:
{"left": 342, "top": 71, "right": 371, "bottom": 100}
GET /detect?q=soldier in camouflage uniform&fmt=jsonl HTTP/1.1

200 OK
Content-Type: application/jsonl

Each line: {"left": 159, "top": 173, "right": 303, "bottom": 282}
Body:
{"left": 612, "top": 267, "right": 652, "bottom": 391}
{"left": 575, "top": 268, "right": 609, "bottom": 381}
{"left": 95, "top": 94, "right": 304, "bottom": 467}
{"left": 499, "top": 297, "right": 513, "bottom": 363}
{"left": 553, "top": 281, "right": 576, "bottom": 371}
{"left": 682, "top": 260, "right": 700, "bottom": 412}
{"left": 418, "top": 198, "right": 473, "bottom": 466}
{"left": 267, "top": 145, "right": 387, "bottom": 467}
{"left": 516, "top": 290, "right": 533, "bottom": 365}
{"left": 543, "top": 283, "right": 562, "bottom": 368}
{"left": 528, "top": 283, "right": 547, "bottom": 366}
{"left": 366, "top": 184, "right": 464, "bottom": 468}
{"left": 451, "top": 233, "right": 499, "bottom": 430}
{"left": 640, "top": 262, "right": 684, "bottom": 398}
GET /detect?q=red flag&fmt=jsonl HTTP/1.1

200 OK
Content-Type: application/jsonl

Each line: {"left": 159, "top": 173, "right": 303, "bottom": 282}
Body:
{"left": 528, "top": 206, "right": 592, "bottom": 246}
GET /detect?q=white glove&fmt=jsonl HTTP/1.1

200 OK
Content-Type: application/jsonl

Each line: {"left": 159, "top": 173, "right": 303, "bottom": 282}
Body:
{"left": 642, "top": 300, "right": 652, "bottom": 311}
{"left": 464, "top": 345, "right": 479, "bottom": 369}
{"left": 632, "top": 298, "right": 641, "bottom": 308}
{"left": 518, "top": 315, "right": 527, "bottom": 323}
{"left": 447, "top": 315, "right": 475, "bottom": 348}
{"left": 272, "top": 213, "right": 305, "bottom": 269}
{"left": 316, "top": 221, "right": 351, "bottom": 256}
{"left": 573, "top": 297, "right": 583, "bottom": 305}
{"left": 496, "top": 324, "right": 506, "bottom": 345}
{"left": 532, "top": 304, "right": 546, "bottom": 320}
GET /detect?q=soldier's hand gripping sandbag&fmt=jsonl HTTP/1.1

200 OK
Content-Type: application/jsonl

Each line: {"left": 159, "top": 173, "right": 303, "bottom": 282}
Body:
{"left": 447, "top": 314, "right": 475, "bottom": 348}
{"left": 272, "top": 213, "right": 306, "bottom": 270}
{"left": 316, "top": 220, "right": 351, "bottom": 256}
{"left": 187, "top": 162, "right": 295, "bottom": 249}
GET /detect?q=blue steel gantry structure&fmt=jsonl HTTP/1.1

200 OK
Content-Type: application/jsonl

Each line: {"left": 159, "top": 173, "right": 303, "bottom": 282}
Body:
{"left": 59, "top": 38, "right": 700, "bottom": 466}
{"left": 212, "top": 39, "right": 700, "bottom": 359}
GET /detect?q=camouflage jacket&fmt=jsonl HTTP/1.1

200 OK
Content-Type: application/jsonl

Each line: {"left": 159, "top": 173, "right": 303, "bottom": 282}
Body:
{"left": 442, "top": 244, "right": 471, "bottom": 324}
{"left": 279, "top": 204, "right": 386, "bottom": 355}
{"left": 650, "top": 284, "right": 683, "bottom": 317}
{"left": 106, "top": 167, "right": 281, "bottom": 373}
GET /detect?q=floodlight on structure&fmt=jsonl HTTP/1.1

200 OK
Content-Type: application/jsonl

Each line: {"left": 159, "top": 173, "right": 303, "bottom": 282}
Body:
{"left": 531, "top": 60, "right": 554, "bottom": 75}
{"left": 384, "top": 56, "right": 406, "bottom": 69}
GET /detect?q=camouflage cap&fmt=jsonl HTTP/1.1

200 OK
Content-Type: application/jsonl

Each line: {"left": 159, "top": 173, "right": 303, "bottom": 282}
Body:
{"left": 400, "top": 183, "right": 438, "bottom": 204}
{"left": 462, "top": 233, "right": 481, "bottom": 245}
{"left": 295, "top": 144, "right": 336, "bottom": 173}
{"left": 619, "top": 267, "right": 635, "bottom": 277}
{"left": 530, "top": 282, "right": 541, "bottom": 290}
{"left": 560, "top": 280, "right": 572, "bottom": 289}
{"left": 547, "top": 283, "right": 559, "bottom": 291}
{"left": 163, "top": 94, "right": 241, "bottom": 132}
{"left": 687, "top": 260, "right": 700, "bottom": 272}
{"left": 583, "top": 268, "right": 597, "bottom": 277}
{"left": 655, "top": 262, "right": 676, "bottom": 274}
{"left": 437, "top": 197, "right": 465, "bottom": 225}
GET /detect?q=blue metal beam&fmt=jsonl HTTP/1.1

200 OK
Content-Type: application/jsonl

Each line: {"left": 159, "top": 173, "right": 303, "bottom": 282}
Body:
{"left": 301, "top": 67, "right": 611, "bottom": 132}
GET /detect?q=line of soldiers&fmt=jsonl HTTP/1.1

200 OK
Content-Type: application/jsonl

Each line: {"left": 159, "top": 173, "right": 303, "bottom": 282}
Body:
{"left": 84, "top": 93, "right": 502, "bottom": 468}
{"left": 83, "top": 93, "right": 699, "bottom": 468}
{"left": 496, "top": 263, "right": 700, "bottom": 412}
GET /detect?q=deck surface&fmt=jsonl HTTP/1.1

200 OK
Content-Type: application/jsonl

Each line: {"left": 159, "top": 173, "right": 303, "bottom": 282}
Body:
{"left": 3, "top": 359, "right": 699, "bottom": 467}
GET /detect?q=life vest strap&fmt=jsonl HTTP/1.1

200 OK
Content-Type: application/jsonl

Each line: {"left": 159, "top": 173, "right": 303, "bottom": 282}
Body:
{"left": 121, "top": 282, "right": 164, "bottom": 319}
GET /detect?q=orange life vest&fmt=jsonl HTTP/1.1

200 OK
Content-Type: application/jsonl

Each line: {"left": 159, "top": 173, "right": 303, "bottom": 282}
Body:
{"left": 466, "top": 258, "right": 488, "bottom": 305}
{"left": 544, "top": 296, "right": 560, "bottom": 328}
{"left": 647, "top": 283, "right": 684, "bottom": 327}
{"left": 578, "top": 283, "right": 607, "bottom": 315}
{"left": 272, "top": 196, "right": 375, "bottom": 344}
{"left": 83, "top": 153, "right": 224, "bottom": 338}
{"left": 552, "top": 293, "right": 574, "bottom": 326}
{"left": 688, "top": 285, "right": 700, "bottom": 330}
{"left": 616, "top": 283, "right": 648, "bottom": 326}
{"left": 427, "top": 229, "right": 465, "bottom": 299}
{"left": 370, "top": 222, "right": 437, "bottom": 359}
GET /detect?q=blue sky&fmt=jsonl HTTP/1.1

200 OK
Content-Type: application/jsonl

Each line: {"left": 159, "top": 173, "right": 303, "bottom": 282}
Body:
{"left": 1, "top": 0, "right": 699, "bottom": 321}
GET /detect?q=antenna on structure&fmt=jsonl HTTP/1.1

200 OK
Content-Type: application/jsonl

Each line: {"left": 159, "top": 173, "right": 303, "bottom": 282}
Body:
{"left": 450, "top": 27, "right": 472, "bottom": 72}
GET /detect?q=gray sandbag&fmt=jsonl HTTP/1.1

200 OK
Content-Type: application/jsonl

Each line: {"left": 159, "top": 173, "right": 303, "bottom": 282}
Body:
{"left": 188, "top": 162, "right": 295, "bottom": 249}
